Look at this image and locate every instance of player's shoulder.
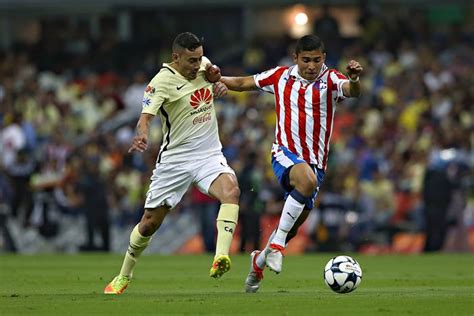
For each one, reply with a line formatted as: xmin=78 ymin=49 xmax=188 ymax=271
xmin=156 ymin=65 xmax=178 ymax=79
xmin=257 ymin=65 xmax=290 ymax=78
xmin=148 ymin=65 xmax=178 ymax=86
xmin=273 ymin=65 xmax=291 ymax=73
xmin=328 ymin=68 xmax=347 ymax=79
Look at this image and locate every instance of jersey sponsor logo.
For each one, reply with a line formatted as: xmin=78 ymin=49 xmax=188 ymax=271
xmin=145 ymin=85 xmax=155 ymax=95
xmin=142 ymin=97 xmax=151 ymax=107
xmin=192 ymin=112 xmax=211 ymax=125
xmin=189 ymin=104 xmax=212 ymax=116
xmin=190 ymin=88 xmax=212 ymax=109
xmin=176 ymin=83 xmax=186 ymax=90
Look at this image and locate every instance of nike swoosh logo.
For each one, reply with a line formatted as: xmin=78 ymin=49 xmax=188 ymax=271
xmin=176 ymin=84 xmax=186 ymax=90
xmin=286 ymin=212 xmax=296 ymax=220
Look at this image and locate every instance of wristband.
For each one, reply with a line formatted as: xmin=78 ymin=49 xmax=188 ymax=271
xmin=349 ymin=76 xmax=359 ymax=83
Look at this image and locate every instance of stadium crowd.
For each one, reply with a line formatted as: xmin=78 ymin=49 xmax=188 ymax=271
xmin=0 ymin=6 xmax=472 ymax=253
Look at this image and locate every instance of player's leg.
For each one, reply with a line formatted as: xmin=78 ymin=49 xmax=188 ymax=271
xmin=104 ymin=206 xmax=170 ymax=294
xmin=261 ymin=145 xmax=318 ymax=272
xmin=286 ymin=209 xmax=311 ymax=243
xmin=270 ymin=162 xmax=317 ymax=248
xmin=266 ymin=164 xmax=323 ymax=273
xmin=255 ymin=209 xmax=310 ymax=267
xmin=284 ymin=167 xmax=325 ymax=245
xmin=120 ymin=206 xmax=170 ymax=276
xmin=194 ymin=154 xmax=239 ymax=278
xmin=105 ymin=162 xmax=192 ymax=294
xmin=207 ymin=173 xmax=240 ymax=278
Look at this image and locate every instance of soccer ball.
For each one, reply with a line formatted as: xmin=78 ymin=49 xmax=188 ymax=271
xmin=323 ymin=255 xmax=362 ymax=293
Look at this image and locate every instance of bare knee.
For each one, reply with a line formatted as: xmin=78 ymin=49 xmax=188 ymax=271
xmin=295 ymin=174 xmax=317 ymax=197
xmin=221 ymin=185 xmax=240 ymax=204
xmin=290 ymin=164 xmax=318 ymax=197
xmin=139 ymin=208 xmax=169 ymax=236
xmin=139 ymin=216 xmax=159 ymax=236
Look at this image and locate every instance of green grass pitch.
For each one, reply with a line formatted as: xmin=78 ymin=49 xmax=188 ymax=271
xmin=1 ymin=253 xmax=473 ymax=315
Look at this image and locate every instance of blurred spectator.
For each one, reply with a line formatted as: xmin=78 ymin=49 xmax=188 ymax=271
xmin=191 ymin=187 xmax=219 ymax=253
xmin=313 ymin=4 xmax=342 ymax=67
xmin=0 ymin=113 xmax=26 ymax=167
xmin=123 ymin=71 xmax=148 ymax=115
xmin=238 ymin=151 xmax=265 ymax=252
xmin=77 ymin=153 xmax=111 ymax=252
xmin=5 ymin=149 xmax=35 ymax=225
xmin=308 ymin=175 xmax=355 ymax=252
xmin=422 ymin=150 xmax=461 ymax=252
xmin=29 ymin=158 xmax=63 ymax=238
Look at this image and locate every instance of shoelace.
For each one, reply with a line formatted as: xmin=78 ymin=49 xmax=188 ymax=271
xmin=269 ymin=243 xmax=285 ymax=256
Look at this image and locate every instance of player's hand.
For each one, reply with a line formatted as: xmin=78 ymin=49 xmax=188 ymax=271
xmin=128 ymin=135 xmax=148 ymax=153
xmin=205 ymin=64 xmax=221 ymax=83
xmin=213 ymin=81 xmax=228 ymax=98
xmin=346 ymin=60 xmax=363 ymax=80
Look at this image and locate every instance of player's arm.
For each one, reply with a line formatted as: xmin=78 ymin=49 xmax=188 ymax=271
xmin=342 ymin=60 xmax=363 ymax=97
xmin=128 ymin=113 xmax=154 ymax=153
xmin=220 ymin=76 xmax=258 ymax=92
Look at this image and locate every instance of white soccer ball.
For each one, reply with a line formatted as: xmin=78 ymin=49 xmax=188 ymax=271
xmin=323 ymin=255 xmax=362 ymax=293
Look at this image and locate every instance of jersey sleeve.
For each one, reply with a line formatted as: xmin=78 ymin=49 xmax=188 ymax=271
xmin=329 ymin=70 xmax=349 ymax=101
xmin=141 ymin=74 xmax=169 ymax=115
xmin=253 ymin=66 xmax=284 ymax=94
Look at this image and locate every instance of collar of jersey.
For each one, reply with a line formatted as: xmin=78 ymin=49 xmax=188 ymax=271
xmin=288 ymin=64 xmax=328 ymax=83
xmin=162 ymin=62 xmax=188 ymax=80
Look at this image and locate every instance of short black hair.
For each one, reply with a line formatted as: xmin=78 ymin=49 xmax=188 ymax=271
xmin=172 ymin=32 xmax=203 ymax=52
xmin=295 ymin=35 xmax=325 ymax=54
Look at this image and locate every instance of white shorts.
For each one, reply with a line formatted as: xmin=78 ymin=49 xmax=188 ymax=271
xmin=144 ymin=153 xmax=235 ymax=209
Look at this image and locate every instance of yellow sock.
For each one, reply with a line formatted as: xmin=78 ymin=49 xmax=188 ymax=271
xmin=119 ymin=224 xmax=152 ymax=278
xmin=215 ymin=204 xmax=239 ymax=257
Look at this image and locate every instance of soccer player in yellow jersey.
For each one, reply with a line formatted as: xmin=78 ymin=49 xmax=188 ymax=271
xmin=104 ymin=32 xmax=240 ymax=294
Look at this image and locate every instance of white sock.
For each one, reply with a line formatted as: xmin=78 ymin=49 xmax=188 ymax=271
xmin=271 ymin=195 xmax=305 ymax=247
xmin=119 ymin=224 xmax=152 ymax=278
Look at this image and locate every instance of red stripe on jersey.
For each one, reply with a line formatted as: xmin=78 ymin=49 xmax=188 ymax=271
xmin=297 ymin=85 xmax=310 ymax=162
xmin=322 ymin=77 xmax=334 ymax=169
xmin=258 ymin=66 xmax=288 ymax=88
xmin=332 ymin=69 xmax=347 ymax=80
xmin=283 ymin=78 xmax=296 ymax=153
xmin=272 ymin=68 xmax=288 ymax=146
xmin=312 ymin=83 xmax=321 ymax=166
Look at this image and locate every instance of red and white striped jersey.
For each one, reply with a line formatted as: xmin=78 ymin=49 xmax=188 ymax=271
xmin=254 ymin=64 xmax=348 ymax=170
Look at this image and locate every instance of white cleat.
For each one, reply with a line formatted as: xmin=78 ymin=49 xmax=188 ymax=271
xmin=266 ymin=243 xmax=285 ymax=274
xmin=245 ymin=250 xmax=264 ymax=293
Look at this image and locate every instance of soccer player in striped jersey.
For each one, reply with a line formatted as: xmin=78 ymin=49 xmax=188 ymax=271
xmin=220 ymin=35 xmax=363 ymax=293
xmin=104 ymin=32 xmax=240 ymax=294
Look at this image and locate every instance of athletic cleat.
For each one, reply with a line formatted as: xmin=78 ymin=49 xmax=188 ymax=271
xmin=209 ymin=255 xmax=231 ymax=279
xmin=245 ymin=250 xmax=264 ymax=293
xmin=104 ymin=275 xmax=130 ymax=294
xmin=266 ymin=243 xmax=285 ymax=274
